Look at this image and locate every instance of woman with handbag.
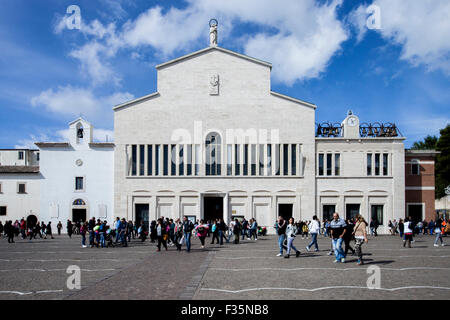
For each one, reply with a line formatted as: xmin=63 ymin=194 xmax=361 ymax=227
xmin=352 ymin=215 xmax=368 ymax=265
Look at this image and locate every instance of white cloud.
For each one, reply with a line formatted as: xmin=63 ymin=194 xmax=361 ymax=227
xmin=30 ymin=85 xmax=133 ymax=121
xmin=350 ymin=0 xmax=450 ymax=75
xmin=54 ymin=0 xmax=349 ymax=85
xmin=15 ymin=134 xmax=50 ymax=149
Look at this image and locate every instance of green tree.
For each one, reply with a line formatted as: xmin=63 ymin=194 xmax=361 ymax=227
xmin=411 ymin=135 xmax=438 ymax=150
xmin=436 ymin=125 xmax=450 ymax=199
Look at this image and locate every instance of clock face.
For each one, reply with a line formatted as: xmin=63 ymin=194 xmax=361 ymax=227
xmin=347 ymin=116 xmax=357 ymax=127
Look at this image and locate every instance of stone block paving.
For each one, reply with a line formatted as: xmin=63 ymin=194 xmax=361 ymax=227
xmin=194 ymin=234 xmax=450 ymax=300
xmin=0 ymin=235 xmax=210 ymax=300
xmin=1 ymin=233 xmax=449 ymax=300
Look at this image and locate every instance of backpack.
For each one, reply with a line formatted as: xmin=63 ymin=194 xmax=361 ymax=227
xmin=197 ymin=226 xmax=205 ymax=234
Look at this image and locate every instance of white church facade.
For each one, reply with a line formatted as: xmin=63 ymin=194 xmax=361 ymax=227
xmin=113 ymin=34 xmax=405 ymax=234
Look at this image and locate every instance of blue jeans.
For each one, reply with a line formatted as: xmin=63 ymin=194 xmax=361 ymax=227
xmin=89 ymin=231 xmax=94 ymax=246
xmin=278 ymin=234 xmax=286 ymax=255
xmin=332 ymin=238 xmax=345 ymax=261
xmin=435 ymin=232 xmax=443 ymax=245
xmin=286 ymin=237 xmax=298 ymax=255
xmin=100 ymin=233 xmax=106 ymax=247
xmin=307 ymin=233 xmax=319 ymax=251
xmin=184 ymin=232 xmax=192 ymax=252
xmin=219 ymin=230 xmax=224 ymax=245
xmin=81 ymin=234 xmax=86 ymax=246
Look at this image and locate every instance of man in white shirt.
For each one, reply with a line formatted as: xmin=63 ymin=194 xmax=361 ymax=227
xmin=306 ymin=215 xmax=320 ymax=252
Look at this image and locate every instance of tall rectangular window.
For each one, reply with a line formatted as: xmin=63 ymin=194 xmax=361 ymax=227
xmin=179 ymin=145 xmax=184 ymax=176
xmin=195 ymin=145 xmax=200 ymax=176
xmin=275 ymin=144 xmax=280 ymax=176
xmin=0 ymin=206 xmax=6 ymax=216
xmin=367 ymin=153 xmax=372 ymax=176
xmin=171 ymin=145 xmax=176 ymax=176
xmin=163 ymin=145 xmax=169 ymax=176
xmin=235 ymin=145 xmax=240 ymax=176
xmin=259 ymin=144 xmax=265 ymax=176
xmin=75 ymin=177 xmax=84 ymax=191
xmin=139 ymin=145 xmax=145 ymax=176
xmin=266 ymin=144 xmax=272 ymax=176
xmin=18 ymin=183 xmax=26 ymax=194
xmin=18 ymin=151 xmax=24 ymax=160
xmin=131 ymin=145 xmax=137 ymax=176
xmin=318 ymin=153 xmax=324 ymax=176
xmin=243 ymin=144 xmax=249 ymax=176
xmin=335 ymin=153 xmax=340 ymax=176
xmin=147 ymin=145 xmax=152 ymax=176
xmin=291 ymin=144 xmax=296 ymax=176
xmin=326 ymin=153 xmax=332 ymax=176
xmin=283 ymin=144 xmax=289 ymax=175
xmin=383 ymin=153 xmax=388 ymax=176
xmin=411 ymin=161 xmax=420 ymax=175
xmin=155 ymin=145 xmax=160 ymax=176
xmin=227 ymin=145 xmax=232 ymax=176
xmin=251 ymin=144 xmax=257 ymax=176
xmin=375 ymin=153 xmax=380 ymax=176
xmin=187 ymin=145 xmax=192 ymax=176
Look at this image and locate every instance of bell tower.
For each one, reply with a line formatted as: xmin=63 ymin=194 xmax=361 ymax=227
xmin=342 ymin=110 xmax=360 ymax=139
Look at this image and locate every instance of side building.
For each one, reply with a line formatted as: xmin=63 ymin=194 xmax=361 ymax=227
xmin=315 ymin=113 xmax=406 ymax=234
xmin=405 ymin=149 xmax=440 ymax=222
xmin=36 ymin=118 xmax=115 ymax=230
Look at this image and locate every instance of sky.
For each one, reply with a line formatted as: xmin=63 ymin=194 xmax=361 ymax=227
xmin=0 ymin=0 xmax=449 ymax=149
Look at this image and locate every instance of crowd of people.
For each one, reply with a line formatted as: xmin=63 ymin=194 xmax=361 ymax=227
xmin=1 ymin=214 xmax=448 ymax=263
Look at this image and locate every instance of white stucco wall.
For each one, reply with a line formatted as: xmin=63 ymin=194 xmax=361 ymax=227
xmin=0 ymin=173 xmax=41 ymax=224
xmin=114 ymin=48 xmax=316 ymax=233
xmin=38 ymin=119 xmax=114 ymax=232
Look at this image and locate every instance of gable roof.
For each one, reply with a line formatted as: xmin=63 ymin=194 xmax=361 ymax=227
xmin=155 ymin=46 xmax=272 ymax=70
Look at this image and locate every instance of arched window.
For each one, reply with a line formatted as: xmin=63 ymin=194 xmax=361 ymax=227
xmin=76 ymin=123 xmax=84 ymax=144
xmin=205 ymin=132 xmax=221 ymax=176
xmin=73 ymin=199 xmax=86 ymax=206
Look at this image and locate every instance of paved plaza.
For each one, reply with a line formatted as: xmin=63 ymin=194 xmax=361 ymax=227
xmin=0 ymin=233 xmax=449 ymax=300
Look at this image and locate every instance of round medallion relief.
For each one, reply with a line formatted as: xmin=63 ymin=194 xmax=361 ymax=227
xmin=75 ymin=159 xmax=83 ymax=167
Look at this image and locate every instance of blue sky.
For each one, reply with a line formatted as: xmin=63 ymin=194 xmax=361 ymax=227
xmin=0 ymin=0 xmax=449 ymax=149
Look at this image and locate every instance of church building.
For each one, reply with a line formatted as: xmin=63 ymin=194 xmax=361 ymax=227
xmin=113 ymin=22 xmax=405 ymax=234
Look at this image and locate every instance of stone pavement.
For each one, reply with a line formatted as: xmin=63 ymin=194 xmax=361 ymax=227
xmin=0 ymin=233 xmax=449 ymax=300
xmin=194 ymin=234 xmax=450 ymax=300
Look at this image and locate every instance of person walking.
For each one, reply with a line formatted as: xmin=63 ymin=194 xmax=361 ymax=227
xmin=80 ymin=221 xmax=87 ymax=248
xmin=67 ymin=220 xmax=73 ymax=238
xmin=434 ymin=218 xmax=445 ymax=247
xmin=276 ymin=216 xmax=287 ymax=257
xmin=330 ymin=213 xmax=347 ymax=263
xmin=45 ymin=221 xmax=54 ymax=239
xmin=57 ymin=221 xmax=62 ymax=235
xmin=284 ymin=218 xmax=301 ymax=258
xmin=195 ymin=220 xmax=209 ymax=249
xmin=403 ymin=217 xmax=414 ymax=248
xmin=344 ymin=219 xmax=356 ymax=256
xmin=0 ymin=221 xmax=3 ymax=239
xmin=182 ymin=216 xmax=194 ymax=252
xmin=218 ymin=219 xmax=227 ymax=245
xmin=399 ymin=219 xmax=404 ymax=238
xmin=306 ymin=215 xmax=320 ymax=252
xmin=156 ymin=218 xmax=168 ymax=252
xmin=249 ymin=218 xmax=258 ymax=241
xmin=352 ymin=215 xmax=368 ymax=265
xmin=114 ymin=217 xmax=121 ymax=243
xmin=210 ymin=220 xmax=220 ymax=244
xmin=5 ymin=221 xmax=15 ymax=243
xmin=174 ymin=219 xmax=183 ymax=251
xmin=233 ymin=219 xmax=242 ymax=244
